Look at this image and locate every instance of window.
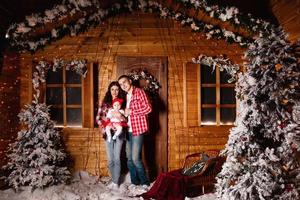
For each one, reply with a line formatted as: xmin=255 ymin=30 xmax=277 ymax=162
xmin=200 ymin=64 xmax=236 ymax=125
xmin=184 ymin=62 xmax=236 ymax=127
xmin=46 ymin=68 xmax=83 ymax=127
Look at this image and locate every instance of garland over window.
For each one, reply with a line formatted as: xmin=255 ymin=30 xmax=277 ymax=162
xmin=32 ymin=59 xmax=87 ymax=103
xmin=192 ymin=54 xmax=240 ymax=83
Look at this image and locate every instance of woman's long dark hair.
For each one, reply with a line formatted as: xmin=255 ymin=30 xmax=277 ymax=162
xmin=102 ymin=81 xmax=126 ymax=108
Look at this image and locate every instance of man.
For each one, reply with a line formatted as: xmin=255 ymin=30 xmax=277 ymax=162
xmin=118 ymin=75 xmax=152 ymax=187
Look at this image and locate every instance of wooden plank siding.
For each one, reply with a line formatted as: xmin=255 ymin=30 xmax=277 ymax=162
xmin=2 ymin=12 xmax=245 ymax=175
xmin=184 ymin=62 xmax=199 ymax=127
xmin=0 ymin=52 xmax=22 ymax=167
xmin=269 ymin=0 xmax=300 ymax=42
xmin=62 ymin=128 xmax=107 ymax=176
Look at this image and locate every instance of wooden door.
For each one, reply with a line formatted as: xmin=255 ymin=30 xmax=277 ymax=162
xmin=117 ymin=56 xmax=168 ymax=180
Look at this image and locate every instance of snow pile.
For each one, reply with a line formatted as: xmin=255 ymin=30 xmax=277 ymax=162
xmin=0 ymin=171 xmax=216 ymax=200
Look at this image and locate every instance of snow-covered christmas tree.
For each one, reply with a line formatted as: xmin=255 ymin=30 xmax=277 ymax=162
xmin=3 ymin=102 xmax=71 ymax=190
xmin=216 ymin=28 xmax=300 ymax=199
xmin=2 ymin=60 xmax=77 ymax=190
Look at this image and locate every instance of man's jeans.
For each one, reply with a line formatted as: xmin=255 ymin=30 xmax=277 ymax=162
xmin=105 ymin=136 xmax=124 ymax=184
xmin=126 ymin=132 xmax=149 ymax=185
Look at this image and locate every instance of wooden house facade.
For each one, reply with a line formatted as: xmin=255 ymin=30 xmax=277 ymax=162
xmin=0 ymin=0 xmax=299 ymax=180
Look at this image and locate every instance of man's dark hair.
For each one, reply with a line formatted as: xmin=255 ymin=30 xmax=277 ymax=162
xmin=118 ymin=74 xmax=132 ymax=81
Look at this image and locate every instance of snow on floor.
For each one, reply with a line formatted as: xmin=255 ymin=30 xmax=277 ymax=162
xmin=0 ymin=171 xmax=216 ymax=200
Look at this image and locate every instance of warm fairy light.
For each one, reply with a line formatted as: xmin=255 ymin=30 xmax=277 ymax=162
xmin=201 ymin=121 xmax=216 ymax=125
xmin=201 ymin=121 xmax=234 ymax=125
xmin=220 ymin=122 xmax=234 ymax=125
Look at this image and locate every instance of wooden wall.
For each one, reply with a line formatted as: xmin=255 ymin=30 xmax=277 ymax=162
xmin=4 ymin=12 xmax=246 ymax=175
xmin=269 ymin=0 xmax=300 ymax=42
xmin=0 ymin=52 xmax=21 ymax=167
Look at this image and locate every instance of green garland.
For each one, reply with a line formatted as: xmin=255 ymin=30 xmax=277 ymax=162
xmin=5 ymin=0 xmax=276 ymax=52
xmin=192 ymin=54 xmax=240 ymax=83
xmin=128 ymin=69 xmax=161 ymax=96
xmin=173 ymin=0 xmax=275 ymax=36
xmin=32 ymin=59 xmax=87 ymax=103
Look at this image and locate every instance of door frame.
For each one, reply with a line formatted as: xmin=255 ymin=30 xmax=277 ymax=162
xmin=116 ymin=55 xmax=168 ymax=174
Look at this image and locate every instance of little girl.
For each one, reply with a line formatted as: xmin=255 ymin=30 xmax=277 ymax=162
xmin=105 ymin=98 xmax=127 ymax=142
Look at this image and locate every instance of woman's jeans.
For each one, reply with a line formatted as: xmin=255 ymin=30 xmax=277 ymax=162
xmin=105 ymin=136 xmax=124 ymax=184
xmin=126 ymin=132 xmax=149 ymax=185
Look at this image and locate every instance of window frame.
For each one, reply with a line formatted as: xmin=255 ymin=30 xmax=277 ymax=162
xmin=45 ymin=67 xmax=84 ymax=127
xmin=199 ymin=64 xmax=236 ymax=126
xmin=32 ymin=61 xmax=97 ymax=129
xmin=183 ymin=62 xmax=237 ymax=127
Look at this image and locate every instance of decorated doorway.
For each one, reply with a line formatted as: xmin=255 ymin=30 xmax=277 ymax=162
xmin=117 ymin=56 xmax=168 ymax=180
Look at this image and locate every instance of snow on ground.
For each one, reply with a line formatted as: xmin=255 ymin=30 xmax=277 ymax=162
xmin=0 ymin=171 xmax=216 ymax=200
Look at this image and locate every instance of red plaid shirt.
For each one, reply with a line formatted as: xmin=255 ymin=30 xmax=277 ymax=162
xmin=129 ymin=87 xmax=152 ymax=136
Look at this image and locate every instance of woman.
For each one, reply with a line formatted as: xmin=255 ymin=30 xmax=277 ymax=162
xmin=96 ymin=81 xmax=126 ymax=189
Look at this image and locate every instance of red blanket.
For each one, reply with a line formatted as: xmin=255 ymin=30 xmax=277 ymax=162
xmin=139 ymin=169 xmax=188 ymax=200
